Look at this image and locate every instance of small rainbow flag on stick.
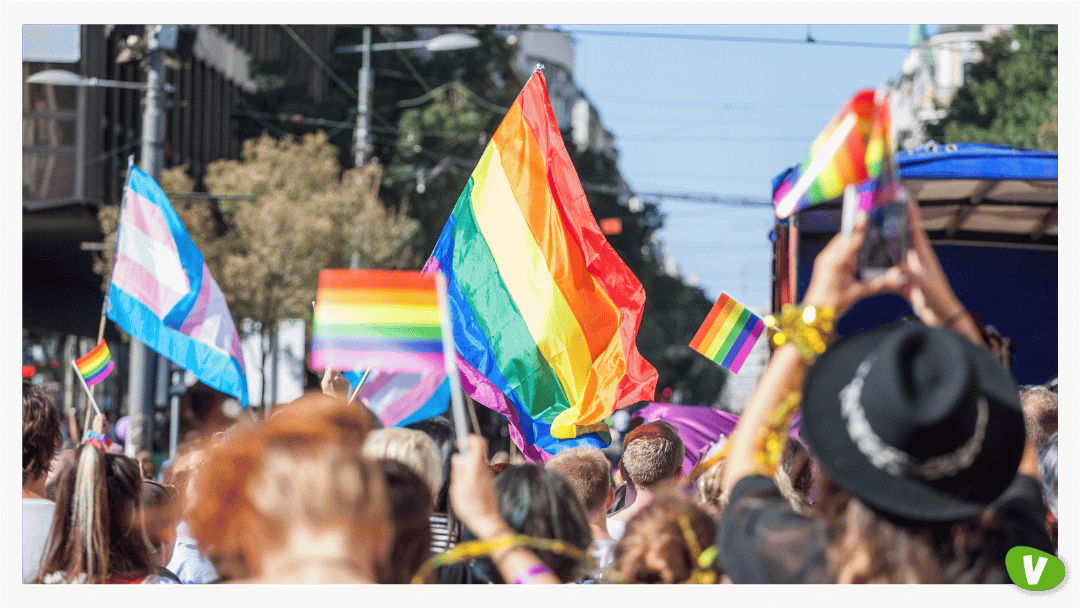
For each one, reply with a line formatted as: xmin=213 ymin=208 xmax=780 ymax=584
xmin=74 ymin=340 xmax=115 ymax=387
xmin=688 ymin=292 xmax=766 ymax=374
xmin=773 ymin=89 xmax=876 ymax=219
xmin=308 ymin=269 xmax=443 ymax=372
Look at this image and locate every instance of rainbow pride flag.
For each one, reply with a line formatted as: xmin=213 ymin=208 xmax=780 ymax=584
xmin=75 ymin=340 xmax=115 ymax=387
xmin=688 ymin=292 xmax=765 ymax=374
xmin=773 ymin=89 xmax=876 ymax=219
xmin=308 ymin=269 xmax=443 ymax=372
xmin=423 ymin=71 xmax=658 ymax=461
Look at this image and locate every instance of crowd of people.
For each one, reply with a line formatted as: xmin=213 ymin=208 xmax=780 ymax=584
xmin=22 ymin=200 xmax=1058 ymax=584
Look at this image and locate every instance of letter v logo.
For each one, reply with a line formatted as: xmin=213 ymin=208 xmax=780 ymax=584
xmin=1007 ymin=546 xmax=1066 ymax=591
xmin=1024 ymin=554 xmax=1048 ymax=586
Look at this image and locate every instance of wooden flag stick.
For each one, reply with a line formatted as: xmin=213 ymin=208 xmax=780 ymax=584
xmin=466 ymin=393 xmax=481 ymax=436
xmin=348 ymin=368 xmax=372 ymax=404
xmin=73 ymin=360 xmax=103 ymax=436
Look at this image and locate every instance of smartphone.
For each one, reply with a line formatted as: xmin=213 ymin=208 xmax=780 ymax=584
xmin=858 ymin=198 xmax=908 ymax=279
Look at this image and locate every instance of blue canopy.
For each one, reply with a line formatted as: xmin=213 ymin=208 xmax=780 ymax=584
xmin=774 ymin=142 xmax=1058 ymax=385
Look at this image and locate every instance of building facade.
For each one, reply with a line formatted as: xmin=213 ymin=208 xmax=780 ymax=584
xmin=890 ymin=24 xmax=1012 ymax=150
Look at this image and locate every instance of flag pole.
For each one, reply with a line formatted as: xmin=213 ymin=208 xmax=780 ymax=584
xmin=348 ymin=368 xmax=372 ymax=404
xmin=435 ymin=272 xmax=469 ymax=453
xmin=466 ymin=393 xmax=481 ymax=435
xmin=73 ymin=360 xmax=103 ymax=436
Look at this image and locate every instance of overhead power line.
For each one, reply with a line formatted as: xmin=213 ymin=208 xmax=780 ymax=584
xmin=551 ymin=27 xmax=912 ymax=49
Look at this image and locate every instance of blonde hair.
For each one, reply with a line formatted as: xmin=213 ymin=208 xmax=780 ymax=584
xmin=362 ymin=428 xmax=442 ymax=498
xmin=694 ymin=437 xmax=728 ymax=518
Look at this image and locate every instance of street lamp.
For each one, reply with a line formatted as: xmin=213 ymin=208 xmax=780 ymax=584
xmin=26 ymin=25 xmax=174 ymax=459
xmin=336 ymin=28 xmax=481 ymax=171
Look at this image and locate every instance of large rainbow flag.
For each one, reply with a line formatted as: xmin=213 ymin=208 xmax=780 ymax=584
xmin=773 ymin=90 xmax=898 ymax=221
xmin=308 ymin=269 xmax=443 ymax=372
xmin=423 ymin=71 xmax=658 ymax=461
xmin=688 ymin=292 xmax=765 ymax=374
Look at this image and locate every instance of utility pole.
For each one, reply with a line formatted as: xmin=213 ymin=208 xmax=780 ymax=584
xmin=126 ymin=24 xmax=166 ymax=458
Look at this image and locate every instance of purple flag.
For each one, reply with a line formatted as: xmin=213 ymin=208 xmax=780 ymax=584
xmin=632 ymin=402 xmax=802 ymax=475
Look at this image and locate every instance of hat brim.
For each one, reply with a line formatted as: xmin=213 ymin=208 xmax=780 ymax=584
xmin=799 ymin=322 xmax=1025 ymax=522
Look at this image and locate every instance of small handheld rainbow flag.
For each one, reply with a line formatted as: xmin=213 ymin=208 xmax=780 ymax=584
xmin=688 ymin=292 xmax=766 ymax=374
xmin=74 ymin=340 xmax=115 ymax=387
xmin=308 ymin=269 xmax=443 ymax=372
xmin=773 ymin=89 xmax=876 ymax=219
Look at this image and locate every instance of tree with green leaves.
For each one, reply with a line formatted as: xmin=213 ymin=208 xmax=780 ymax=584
xmin=928 ymin=25 xmax=1057 ymax=150
xmin=95 ymin=132 xmax=421 ymax=397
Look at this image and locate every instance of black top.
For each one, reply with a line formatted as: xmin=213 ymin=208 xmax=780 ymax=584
xmin=717 ymin=474 xmax=1052 ymax=584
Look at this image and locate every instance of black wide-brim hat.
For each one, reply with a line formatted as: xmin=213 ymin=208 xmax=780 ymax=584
xmin=800 ymin=320 xmax=1024 ymax=522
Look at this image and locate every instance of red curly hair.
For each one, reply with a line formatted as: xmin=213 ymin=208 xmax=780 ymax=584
xmin=187 ymin=393 xmax=386 ymax=580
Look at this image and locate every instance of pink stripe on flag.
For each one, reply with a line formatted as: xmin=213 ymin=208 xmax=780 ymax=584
xmin=728 ymin=319 xmax=765 ymax=374
xmin=84 ymin=361 xmax=115 ymax=387
xmin=310 ymin=350 xmax=443 ymax=373
xmin=125 ymin=189 xmax=180 ymax=256
xmin=112 ymin=252 xmax=184 ymax=318
xmin=378 ymin=372 xmax=445 ymax=426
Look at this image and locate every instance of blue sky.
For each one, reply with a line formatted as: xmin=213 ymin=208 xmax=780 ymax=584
xmin=561 ymin=24 xmax=916 ymax=310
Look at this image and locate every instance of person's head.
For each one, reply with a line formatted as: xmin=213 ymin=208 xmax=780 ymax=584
xmin=546 ymin=447 xmax=613 ymax=519
xmin=189 ymin=396 xmax=388 ymax=582
xmin=486 ymin=465 xmax=592 ymax=583
xmin=1020 ymin=385 xmax=1057 ymax=449
xmin=620 ymin=421 xmax=684 ymax=491
xmin=136 ymin=449 xmax=156 ymax=480
xmin=613 ymin=494 xmax=719 ymax=584
xmin=375 ymin=459 xmax=433 ymax=584
xmin=140 ymin=480 xmax=180 ymax=567
xmin=775 ymin=439 xmax=814 ymax=514
xmin=23 ymin=380 xmax=61 ymax=489
xmin=45 ymin=449 xmax=76 ymax=501
xmin=37 ymin=444 xmax=152 ymax=583
xmin=799 ymin=322 xmax=1026 ymax=582
xmin=362 ymin=427 xmax=442 ymax=503
xmin=405 ymin=416 xmax=455 ymax=513
xmin=694 ymin=437 xmax=728 ymax=518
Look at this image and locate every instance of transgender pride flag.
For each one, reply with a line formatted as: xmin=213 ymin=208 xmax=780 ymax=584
xmin=106 ymin=164 xmax=248 ymax=406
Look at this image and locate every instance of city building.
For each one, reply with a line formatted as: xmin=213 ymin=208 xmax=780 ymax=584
xmin=23 ymin=24 xmax=336 ymax=441
xmin=890 ymin=24 xmax=1012 ymax=150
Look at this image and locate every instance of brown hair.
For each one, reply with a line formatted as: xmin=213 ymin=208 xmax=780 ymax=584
xmin=1020 ymin=386 xmax=1057 ymax=448
xmin=613 ymin=493 xmax=718 ymax=584
xmin=545 ymin=446 xmax=611 ymax=514
xmin=375 ymin=459 xmax=433 ymax=584
xmin=140 ymin=480 xmax=179 ymax=551
xmin=621 ymin=421 xmax=684 ymax=489
xmin=815 ymin=476 xmax=997 ymax=583
xmin=37 ymin=446 xmax=153 ymax=583
xmin=488 ymin=465 xmax=592 ymax=583
xmin=188 ymin=394 xmax=386 ymax=581
xmin=23 ymin=380 xmax=61 ymax=486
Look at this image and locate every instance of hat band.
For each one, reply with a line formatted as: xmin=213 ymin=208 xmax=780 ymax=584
xmin=838 ymin=359 xmax=989 ymax=480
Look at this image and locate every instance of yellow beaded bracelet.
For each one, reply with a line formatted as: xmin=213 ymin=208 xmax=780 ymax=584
xmin=764 ymin=304 xmax=837 ymax=363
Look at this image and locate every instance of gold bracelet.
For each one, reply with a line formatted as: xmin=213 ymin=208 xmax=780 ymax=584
xmin=764 ymin=304 xmax=837 ymax=363
xmin=749 ymin=391 xmax=802 ymax=478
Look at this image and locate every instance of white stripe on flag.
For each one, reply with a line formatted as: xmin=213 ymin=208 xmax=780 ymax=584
xmin=115 ymin=217 xmax=191 ymax=311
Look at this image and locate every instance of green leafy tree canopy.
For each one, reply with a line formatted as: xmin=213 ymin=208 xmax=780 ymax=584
xmin=929 ymin=24 xmax=1057 ymax=150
